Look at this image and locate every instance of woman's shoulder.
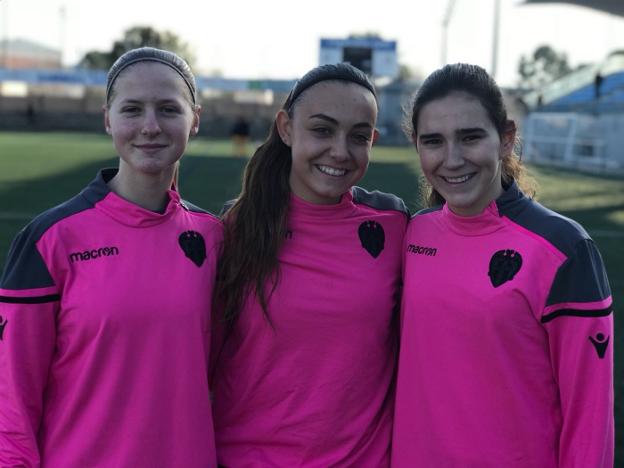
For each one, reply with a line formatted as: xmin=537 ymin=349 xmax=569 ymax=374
xmin=500 ymin=188 xmax=592 ymax=255
xmin=351 ymin=186 xmax=410 ymax=218
xmin=180 ymin=199 xmax=220 ymax=221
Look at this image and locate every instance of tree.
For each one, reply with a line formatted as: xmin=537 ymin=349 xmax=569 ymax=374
xmin=517 ymin=45 xmax=572 ymax=91
xmin=79 ymin=26 xmax=195 ymax=70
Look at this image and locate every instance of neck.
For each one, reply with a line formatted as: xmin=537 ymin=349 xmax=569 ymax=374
xmin=107 ymin=162 xmax=174 ymax=212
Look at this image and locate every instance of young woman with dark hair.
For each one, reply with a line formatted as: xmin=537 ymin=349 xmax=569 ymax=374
xmin=392 ymin=63 xmax=613 ymax=467
xmin=0 ymin=47 xmax=221 ymax=467
xmin=212 ymin=63 xmax=408 ymax=466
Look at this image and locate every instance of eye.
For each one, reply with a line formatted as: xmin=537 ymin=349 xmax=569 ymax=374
xmin=351 ymin=132 xmax=372 ymax=145
xmin=121 ymin=105 xmax=140 ymax=114
xmin=311 ymin=126 xmax=332 ymax=136
xmin=420 ymin=137 xmax=442 ymax=146
xmin=463 ymin=134 xmax=483 ymax=143
xmin=161 ymin=105 xmax=182 ymax=115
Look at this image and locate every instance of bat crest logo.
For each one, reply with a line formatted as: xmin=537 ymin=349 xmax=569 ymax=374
xmin=178 ymin=231 xmax=207 ymax=267
xmin=488 ymin=249 xmax=522 ymax=287
xmin=358 ymin=221 xmax=385 ymax=258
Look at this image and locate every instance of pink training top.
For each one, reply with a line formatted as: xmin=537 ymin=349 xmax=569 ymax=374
xmin=0 ymin=169 xmax=221 ymax=467
xmin=392 ymin=182 xmax=614 ymax=468
xmin=212 ymin=188 xmax=408 ymax=467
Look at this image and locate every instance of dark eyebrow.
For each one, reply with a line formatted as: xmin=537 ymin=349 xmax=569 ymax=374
xmin=418 ymin=132 xmax=441 ymax=140
xmin=309 ymin=113 xmax=337 ymax=124
xmin=120 ymin=98 xmax=181 ymax=105
xmin=309 ymin=113 xmax=374 ymax=130
xmin=419 ymin=128 xmax=486 ymax=140
xmin=457 ymin=127 xmax=486 ymax=135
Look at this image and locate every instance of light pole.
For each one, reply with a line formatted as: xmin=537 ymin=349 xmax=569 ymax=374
xmin=441 ymin=0 xmax=457 ymax=66
xmin=1 ymin=0 xmax=8 ymax=69
xmin=59 ymin=5 xmax=66 ymax=68
xmin=491 ymin=0 xmax=501 ymax=79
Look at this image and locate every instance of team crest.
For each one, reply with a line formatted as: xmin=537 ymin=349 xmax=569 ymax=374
xmin=178 ymin=231 xmax=207 ymax=267
xmin=488 ymin=249 xmax=522 ymax=287
xmin=358 ymin=221 xmax=385 ymax=258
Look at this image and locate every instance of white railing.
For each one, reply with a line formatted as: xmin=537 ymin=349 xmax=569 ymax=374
xmin=522 ymin=112 xmax=623 ymax=175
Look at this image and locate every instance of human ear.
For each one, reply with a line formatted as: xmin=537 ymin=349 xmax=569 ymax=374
xmin=372 ymin=128 xmax=380 ymax=146
xmin=500 ymin=120 xmax=517 ymax=158
xmin=190 ymin=104 xmax=201 ymax=136
xmin=275 ymin=110 xmax=292 ymax=147
xmin=103 ymin=106 xmax=112 ymax=135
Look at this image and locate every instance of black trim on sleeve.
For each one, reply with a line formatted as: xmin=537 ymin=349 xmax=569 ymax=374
xmin=0 ymin=294 xmax=61 ymax=304
xmin=541 ymin=306 xmax=613 ymax=324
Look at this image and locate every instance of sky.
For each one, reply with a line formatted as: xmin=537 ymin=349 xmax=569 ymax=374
xmin=1 ymin=0 xmax=623 ymax=87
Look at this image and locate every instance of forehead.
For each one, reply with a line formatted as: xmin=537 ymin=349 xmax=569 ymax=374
xmin=110 ymin=62 xmax=189 ymax=101
xmin=418 ymin=91 xmax=493 ymax=133
xmin=293 ymin=81 xmax=377 ymax=122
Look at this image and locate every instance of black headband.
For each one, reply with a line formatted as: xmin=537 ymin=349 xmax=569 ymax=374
xmin=286 ymin=62 xmax=376 ymax=111
xmin=106 ymin=47 xmax=197 ymax=104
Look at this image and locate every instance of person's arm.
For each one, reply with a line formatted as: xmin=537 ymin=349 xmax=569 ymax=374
xmin=541 ymin=238 xmax=613 ymax=468
xmin=0 ymin=229 xmax=59 ymax=467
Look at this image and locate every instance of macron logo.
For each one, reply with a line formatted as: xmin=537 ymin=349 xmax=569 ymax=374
xmin=69 ymin=246 xmax=120 ymax=263
xmin=407 ymin=244 xmax=437 ymax=256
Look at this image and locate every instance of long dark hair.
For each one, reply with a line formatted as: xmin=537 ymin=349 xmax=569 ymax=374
xmin=406 ymin=63 xmax=535 ymax=207
xmin=216 ymin=63 xmax=376 ymax=323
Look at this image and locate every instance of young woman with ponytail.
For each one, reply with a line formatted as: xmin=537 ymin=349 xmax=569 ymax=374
xmin=212 ymin=63 xmax=408 ymax=467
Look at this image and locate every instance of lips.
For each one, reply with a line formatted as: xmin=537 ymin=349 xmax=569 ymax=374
xmin=316 ymin=164 xmax=348 ymax=177
xmin=441 ymin=173 xmax=476 ymax=184
xmin=134 ymin=143 xmax=168 ymax=153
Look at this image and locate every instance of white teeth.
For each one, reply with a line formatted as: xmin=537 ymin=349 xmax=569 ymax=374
xmin=443 ymin=174 xmax=472 ymax=184
xmin=317 ymin=165 xmax=347 ymax=176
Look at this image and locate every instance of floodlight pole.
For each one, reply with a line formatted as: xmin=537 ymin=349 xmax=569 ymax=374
xmin=441 ymin=0 xmax=457 ymax=66
xmin=59 ymin=5 xmax=66 ymax=67
xmin=491 ymin=0 xmax=501 ymax=79
xmin=1 ymin=0 xmax=8 ymax=68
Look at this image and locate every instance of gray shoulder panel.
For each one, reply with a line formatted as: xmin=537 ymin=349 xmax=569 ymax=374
xmin=219 ymin=199 xmax=237 ymax=218
xmin=180 ymin=199 xmax=212 ymax=215
xmin=545 ymin=238 xmax=611 ymax=308
xmin=351 ymin=186 xmax=410 ymax=217
xmin=414 ymin=205 xmax=443 ymax=217
xmin=1 ymin=172 xmax=107 ymax=291
xmin=497 ymin=183 xmax=610 ymax=307
xmin=496 ymin=184 xmax=589 ymax=256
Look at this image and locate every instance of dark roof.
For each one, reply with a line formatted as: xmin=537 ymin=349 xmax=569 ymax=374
xmin=522 ymin=0 xmax=624 ymax=17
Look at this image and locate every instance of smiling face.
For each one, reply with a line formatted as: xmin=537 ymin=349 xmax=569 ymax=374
xmin=104 ymin=62 xmax=200 ymax=179
xmin=415 ymin=91 xmax=515 ymax=216
xmin=276 ymin=81 xmax=378 ymax=205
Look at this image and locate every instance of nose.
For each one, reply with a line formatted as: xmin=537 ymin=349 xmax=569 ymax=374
xmin=443 ymin=142 xmax=464 ymax=169
xmin=329 ymin=134 xmax=349 ymax=161
xmin=141 ymin=109 xmax=162 ymax=137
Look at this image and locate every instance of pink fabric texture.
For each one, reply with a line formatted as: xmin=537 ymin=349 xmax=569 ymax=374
xmin=0 ymin=170 xmax=221 ymax=467
xmin=212 ymin=190 xmax=407 ymax=467
xmin=392 ymin=183 xmax=614 ymax=467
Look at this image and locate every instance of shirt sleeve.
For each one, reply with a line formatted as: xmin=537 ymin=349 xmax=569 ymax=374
xmin=541 ymin=238 xmax=614 ymax=468
xmin=0 ymin=228 xmax=59 ymax=467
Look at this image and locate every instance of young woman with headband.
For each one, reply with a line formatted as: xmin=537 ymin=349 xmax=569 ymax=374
xmin=0 ymin=47 xmax=221 ymax=467
xmin=212 ymin=63 xmax=408 ymax=466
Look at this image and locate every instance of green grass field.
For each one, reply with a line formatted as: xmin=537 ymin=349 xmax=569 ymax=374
xmin=1 ymin=131 xmax=622 ymax=462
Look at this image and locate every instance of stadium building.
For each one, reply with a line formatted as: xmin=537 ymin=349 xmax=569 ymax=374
xmin=521 ymin=0 xmax=624 ymax=174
